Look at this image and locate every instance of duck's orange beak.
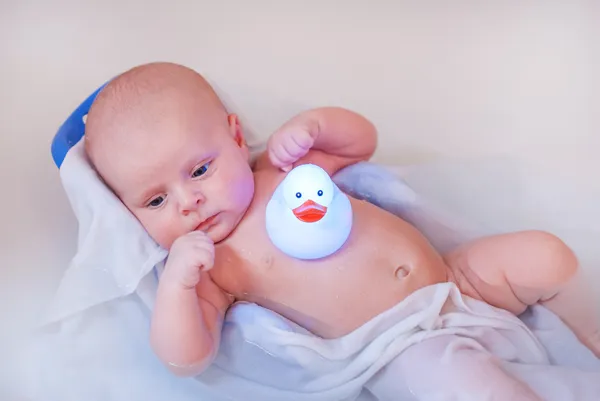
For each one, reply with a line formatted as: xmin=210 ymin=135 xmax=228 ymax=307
xmin=292 ymin=199 xmax=327 ymax=223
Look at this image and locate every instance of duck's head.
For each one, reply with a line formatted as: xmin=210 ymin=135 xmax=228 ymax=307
xmin=281 ymin=164 xmax=334 ymax=223
xmin=266 ymin=163 xmax=353 ymax=259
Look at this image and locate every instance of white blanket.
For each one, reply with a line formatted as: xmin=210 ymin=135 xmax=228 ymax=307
xmin=19 ymin=143 xmax=600 ymax=401
xmin=26 ymin=281 xmax=600 ymax=401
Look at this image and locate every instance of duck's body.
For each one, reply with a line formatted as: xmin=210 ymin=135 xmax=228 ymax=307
xmin=265 ymin=164 xmax=353 ymax=260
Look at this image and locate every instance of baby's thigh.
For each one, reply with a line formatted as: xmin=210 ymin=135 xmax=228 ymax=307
xmin=366 ymin=335 xmax=542 ymax=401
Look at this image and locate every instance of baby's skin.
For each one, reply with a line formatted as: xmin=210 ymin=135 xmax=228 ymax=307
xmin=84 ymin=63 xmax=599 ymax=386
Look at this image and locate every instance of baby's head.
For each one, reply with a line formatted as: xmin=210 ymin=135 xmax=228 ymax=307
xmin=85 ymin=62 xmax=255 ymax=249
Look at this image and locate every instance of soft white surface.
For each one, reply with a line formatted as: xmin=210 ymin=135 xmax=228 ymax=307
xmin=1 ymin=0 xmax=599 ymax=397
xmin=19 ymin=150 xmax=600 ymax=401
xmin=26 ymin=284 xmax=600 ymax=401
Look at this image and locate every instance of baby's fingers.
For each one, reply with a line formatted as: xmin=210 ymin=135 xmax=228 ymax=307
xmin=269 ymin=133 xmax=311 ymax=171
xmin=281 ymin=134 xmax=310 ymax=160
xmin=183 ymin=231 xmax=214 ymax=271
xmin=288 ymin=128 xmax=314 ymax=150
xmin=269 ymin=140 xmax=295 ymax=169
xmin=191 ymin=245 xmax=215 ymax=272
xmin=187 ymin=230 xmax=214 ymax=245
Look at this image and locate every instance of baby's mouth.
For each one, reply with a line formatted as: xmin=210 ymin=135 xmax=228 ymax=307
xmin=196 ymin=214 xmax=218 ymax=231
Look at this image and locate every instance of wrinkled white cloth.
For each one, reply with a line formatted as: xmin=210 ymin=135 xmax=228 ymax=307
xmin=27 ymin=280 xmax=600 ymax=401
xmin=197 ymin=282 xmax=600 ymax=401
xmin=20 ymin=142 xmax=600 ymax=401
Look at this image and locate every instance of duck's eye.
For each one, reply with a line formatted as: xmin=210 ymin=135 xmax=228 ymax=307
xmin=317 ymin=190 xmax=323 ymax=196
xmin=296 ymin=192 xmax=302 ymax=198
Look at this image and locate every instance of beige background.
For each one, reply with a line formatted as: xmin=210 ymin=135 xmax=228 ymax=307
xmin=0 ymin=0 xmax=598 ymax=395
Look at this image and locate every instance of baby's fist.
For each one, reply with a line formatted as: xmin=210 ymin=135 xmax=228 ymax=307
xmin=163 ymin=231 xmax=215 ymax=289
xmin=268 ymin=122 xmax=318 ymax=172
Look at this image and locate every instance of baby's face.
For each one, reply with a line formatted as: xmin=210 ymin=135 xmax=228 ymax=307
xmin=96 ymin=109 xmax=255 ymax=249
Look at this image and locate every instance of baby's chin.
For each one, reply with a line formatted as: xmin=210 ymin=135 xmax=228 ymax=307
xmin=206 ymin=224 xmax=229 ymax=244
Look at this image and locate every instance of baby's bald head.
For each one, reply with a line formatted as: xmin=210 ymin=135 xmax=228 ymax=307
xmin=84 ymin=62 xmax=231 ymax=191
xmin=81 ymin=62 xmax=253 ymax=247
xmin=85 ymin=62 xmax=226 ymax=168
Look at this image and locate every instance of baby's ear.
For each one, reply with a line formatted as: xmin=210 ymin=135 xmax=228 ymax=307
xmin=228 ymin=114 xmax=245 ymax=148
xmin=228 ymin=113 xmax=251 ymax=162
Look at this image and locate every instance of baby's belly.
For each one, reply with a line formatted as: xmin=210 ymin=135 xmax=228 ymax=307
xmin=213 ymin=198 xmax=449 ymax=339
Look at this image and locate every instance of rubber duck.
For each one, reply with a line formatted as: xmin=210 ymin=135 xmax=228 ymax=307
xmin=266 ymin=164 xmax=353 ymax=260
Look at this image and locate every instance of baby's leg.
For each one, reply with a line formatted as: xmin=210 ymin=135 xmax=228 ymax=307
xmin=445 ymin=230 xmax=600 ymax=357
xmin=538 ymin=268 xmax=600 ymax=356
xmin=366 ymin=335 xmax=542 ymax=401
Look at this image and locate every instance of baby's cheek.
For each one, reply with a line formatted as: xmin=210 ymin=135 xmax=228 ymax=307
xmin=138 ymin=212 xmax=178 ymax=249
xmin=220 ymin=165 xmax=254 ymax=208
xmin=231 ymin=172 xmax=254 ymax=208
xmin=155 ymin=230 xmax=177 ymax=250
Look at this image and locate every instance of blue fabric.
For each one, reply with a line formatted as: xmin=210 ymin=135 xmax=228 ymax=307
xmin=51 ymin=83 xmax=107 ymax=168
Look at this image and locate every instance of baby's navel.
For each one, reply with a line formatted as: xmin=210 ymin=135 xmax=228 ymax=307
xmin=394 ymin=264 xmax=411 ymax=279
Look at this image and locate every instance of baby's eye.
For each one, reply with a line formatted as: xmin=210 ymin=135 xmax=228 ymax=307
xmin=148 ymin=196 xmax=165 ymax=208
xmin=317 ymin=190 xmax=323 ymax=196
xmin=192 ymin=162 xmax=211 ymax=178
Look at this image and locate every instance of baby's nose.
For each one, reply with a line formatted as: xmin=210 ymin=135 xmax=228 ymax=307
xmin=178 ymin=188 xmax=204 ymax=215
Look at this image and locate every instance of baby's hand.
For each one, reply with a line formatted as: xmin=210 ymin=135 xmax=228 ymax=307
xmin=162 ymin=231 xmax=215 ymax=290
xmin=268 ymin=120 xmax=318 ymax=172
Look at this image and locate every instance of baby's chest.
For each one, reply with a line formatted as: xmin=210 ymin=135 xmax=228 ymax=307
xmin=211 ymin=202 xmax=305 ymax=297
xmin=211 ymin=198 xmax=398 ymax=301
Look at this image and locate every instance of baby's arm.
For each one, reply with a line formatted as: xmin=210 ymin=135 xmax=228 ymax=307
xmin=150 ymin=232 xmax=233 ymax=376
xmin=445 ymin=230 xmax=600 ymax=357
xmin=257 ymin=107 xmax=377 ymax=175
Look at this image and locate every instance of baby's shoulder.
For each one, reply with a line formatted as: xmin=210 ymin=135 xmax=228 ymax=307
xmin=251 ymin=168 xmax=285 ymax=207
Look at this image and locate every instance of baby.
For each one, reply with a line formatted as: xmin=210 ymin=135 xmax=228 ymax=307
xmin=84 ymin=62 xmax=599 ymax=396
